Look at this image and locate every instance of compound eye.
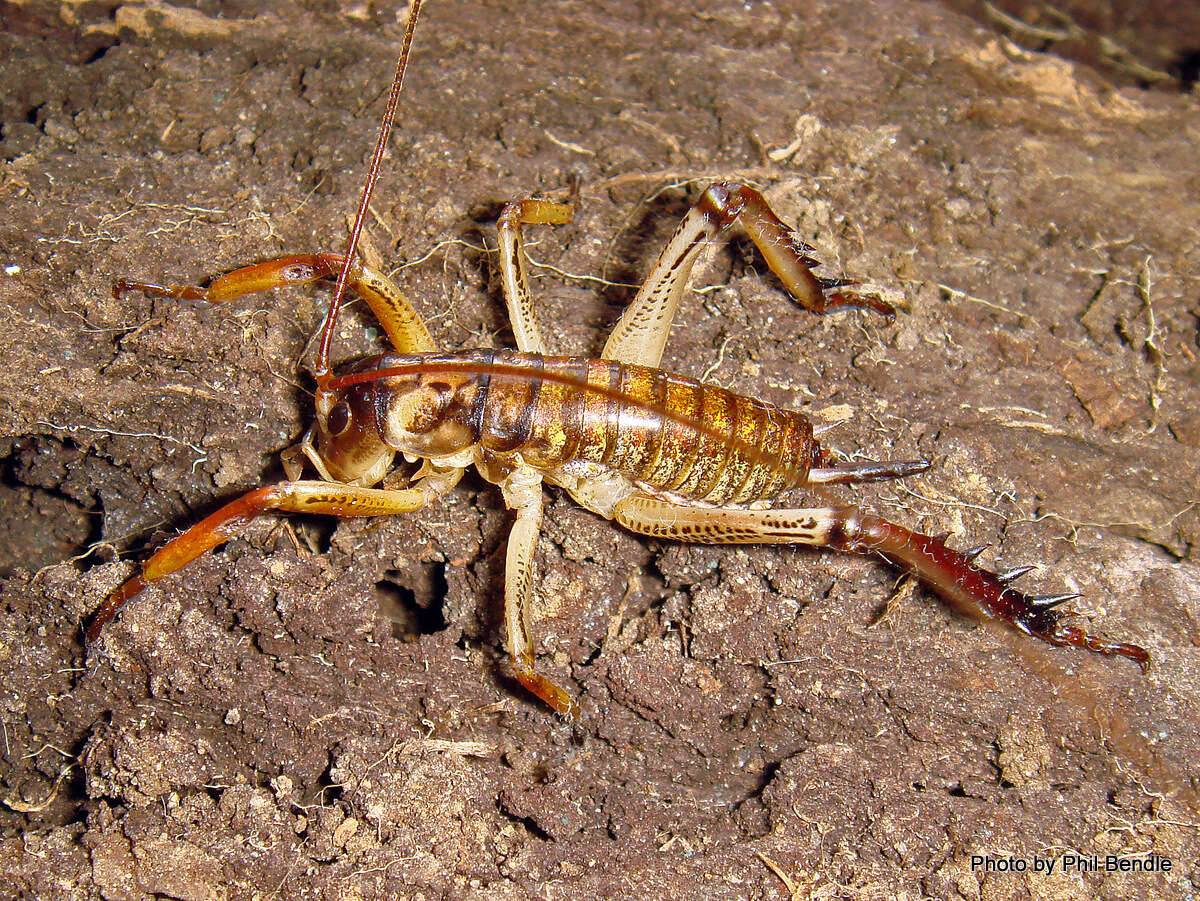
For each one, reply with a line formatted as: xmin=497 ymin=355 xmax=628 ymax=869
xmin=326 ymin=402 xmax=351 ymax=437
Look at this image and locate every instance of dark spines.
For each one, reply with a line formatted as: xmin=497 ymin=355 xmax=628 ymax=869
xmin=829 ymin=512 xmax=1149 ymax=668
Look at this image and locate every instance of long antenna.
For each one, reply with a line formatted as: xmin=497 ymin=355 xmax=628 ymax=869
xmin=315 ymin=0 xmax=425 ymax=387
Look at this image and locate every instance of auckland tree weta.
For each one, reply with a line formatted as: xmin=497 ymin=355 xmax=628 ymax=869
xmin=87 ymin=0 xmax=1148 ymax=720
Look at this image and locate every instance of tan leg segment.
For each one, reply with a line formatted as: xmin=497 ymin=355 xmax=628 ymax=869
xmin=611 ymin=492 xmax=840 ymax=545
xmin=601 ymin=204 xmax=711 ymax=368
xmin=115 ymin=253 xmax=437 ymax=354
xmin=499 ymin=467 xmax=579 ymax=718
xmin=496 ymin=198 xmax=575 ymax=355
xmin=602 ymin=181 xmax=894 ymax=369
xmin=87 ymin=470 xmax=462 ymax=642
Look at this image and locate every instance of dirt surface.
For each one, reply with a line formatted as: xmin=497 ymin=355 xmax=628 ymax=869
xmin=944 ymin=0 xmax=1200 ymax=90
xmin=2 ymin=0 xmax=1198 ymax=898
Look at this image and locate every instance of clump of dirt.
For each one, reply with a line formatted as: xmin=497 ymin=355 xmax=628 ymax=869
xmin=2 ymin=1 xmax=1197 ymax=898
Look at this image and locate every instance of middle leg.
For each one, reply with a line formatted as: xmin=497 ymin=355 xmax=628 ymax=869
xmin=498 ymin=463 xmax=581 ymax=719
xmin=496 ymin=197 xmax=576 ymax=355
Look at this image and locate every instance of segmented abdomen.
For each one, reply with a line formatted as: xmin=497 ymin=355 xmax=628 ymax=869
xmin=475 ymin=351 xmax=817 ymax=505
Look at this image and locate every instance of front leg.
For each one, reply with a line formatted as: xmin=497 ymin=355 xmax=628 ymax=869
xmin=88 ymin=471 xmax=463 ymax=642
xmin=499 ymin=465 xmax=580 ymax=719
xmin=115 ymin=253 xmax=438 ymax=355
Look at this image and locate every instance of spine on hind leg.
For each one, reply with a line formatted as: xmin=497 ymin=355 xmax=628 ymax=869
xmin=825 ymin=509 xmax=1149 ymax=666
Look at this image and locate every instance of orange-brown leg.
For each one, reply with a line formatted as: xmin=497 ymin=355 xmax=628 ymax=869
xmin=703 ymin=182 xmax=895 ymax=320
xmin=87 ymin=471 xmax=462 ymax=643
xmin=115 ymin=253 xmax=437 ymax=354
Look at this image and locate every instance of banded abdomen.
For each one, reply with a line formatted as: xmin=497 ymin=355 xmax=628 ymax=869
xmin=472 ymin=350 xmax=818 ymax=506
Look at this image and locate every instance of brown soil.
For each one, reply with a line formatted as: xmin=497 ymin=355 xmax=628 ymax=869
xmin=1 ymin=1 xmax=1197 ymax=899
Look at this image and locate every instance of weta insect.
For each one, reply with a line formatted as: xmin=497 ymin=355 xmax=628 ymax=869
xmin=88 ymin=1 xmax=1148 ymax=718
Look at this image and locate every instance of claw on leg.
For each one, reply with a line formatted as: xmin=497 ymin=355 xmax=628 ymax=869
xmin=513 ymin=655 xmax=581 ymax=721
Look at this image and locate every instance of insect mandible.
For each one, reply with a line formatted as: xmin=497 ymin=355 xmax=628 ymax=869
xmin=88 ymin=0 xmax=1149 ymax=719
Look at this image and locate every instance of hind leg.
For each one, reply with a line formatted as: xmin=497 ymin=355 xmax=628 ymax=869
xmin=606 ymin=491 xmax=1148 ymax=668
xmin=602 ymin=181 xmax=894 ymax=369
